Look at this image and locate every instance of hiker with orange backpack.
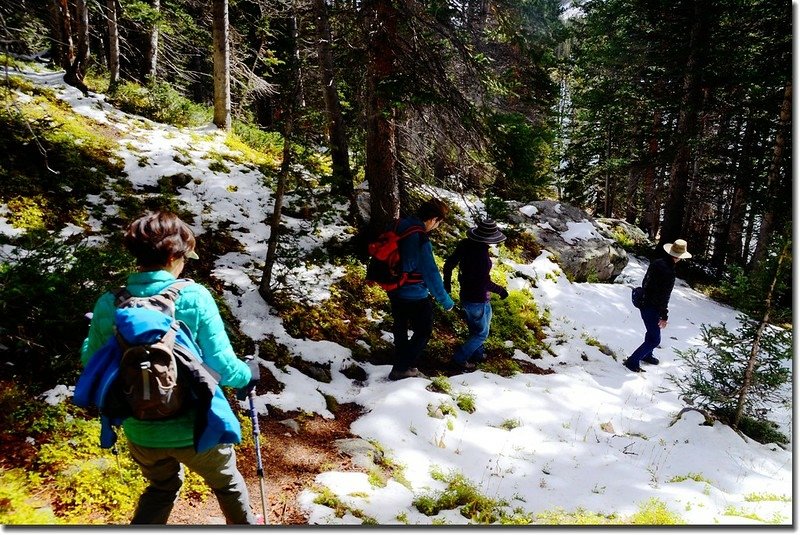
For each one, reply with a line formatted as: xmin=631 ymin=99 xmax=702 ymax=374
xmin=79 ymin=211 xmax=260 ymax=524
xmin=372 ymin=198 xmax=454 ymax=381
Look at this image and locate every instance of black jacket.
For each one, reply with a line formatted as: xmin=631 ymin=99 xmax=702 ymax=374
xmin=443 ymin=239 xmax=505 ymax=303
xmin=641 ymin=257 xmax=676 ymax=320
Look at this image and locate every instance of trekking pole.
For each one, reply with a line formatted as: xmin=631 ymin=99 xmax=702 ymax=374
xmin=248 ymin=389 xmax=269 ymax=525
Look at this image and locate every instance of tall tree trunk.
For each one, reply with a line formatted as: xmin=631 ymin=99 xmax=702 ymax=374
xmin=733 ymin=239 xmax=789 ymax=428
xmin=641 ymin=108 xmax=661 ymax=240
xmin=106 ymin=0 xmax=120 ymax=89
xmin=467 ymin=0 xmax=487 ymax=32
xmin=749 ymin=80 xmax=791 ymax=271
xmin=65 ymin=0 xmax=90 ymax=93
xmin=143 ymin=0 xmax=159 ymax=80
xmin=212 ymin=0 xmax=231 ymax=129
xmin=725 ymin=116 xmax=754 ymax=266
xmin=52 ymin=0 xmax=74 ymax=71
xmin=709 ymin=191 xmax=728 ymax=275
xmin=314 ymin=0 xmax=353 ymax=197
xmin=660 ymin=0 xmax=710 ymax=244
xmin=260 ymin=11 xmax=300 ymax=300
xmin=363 ymin=0 xmax=400 ymax=234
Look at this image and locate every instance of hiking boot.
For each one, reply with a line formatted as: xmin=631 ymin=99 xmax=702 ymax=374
xmin=642 ymin=355 xmax=660 ymax=365
xmin=453 ymin=360 xmax=477 ymax=372
xmin=623 ymin=359 xmax=645 ymax=373
xmin=388 ymin=367 xmax=426 ymax=381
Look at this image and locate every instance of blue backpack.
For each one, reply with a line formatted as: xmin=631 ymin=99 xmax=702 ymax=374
xmin=74 ymin=280 xmax=242 ymax=451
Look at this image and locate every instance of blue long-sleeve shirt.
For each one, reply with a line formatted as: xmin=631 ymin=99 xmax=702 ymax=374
xmin=389 ymin=217 xmax=454 ymax=309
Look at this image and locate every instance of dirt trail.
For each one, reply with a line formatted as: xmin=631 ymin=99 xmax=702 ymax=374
xmin=169 ymin=403 xmax=364 ymax=525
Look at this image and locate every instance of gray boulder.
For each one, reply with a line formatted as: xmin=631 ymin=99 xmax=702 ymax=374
xmin=595 ymin=217 xmax=653 ymax=250
xmin=509 ymin=200 xmax=628 ymax=282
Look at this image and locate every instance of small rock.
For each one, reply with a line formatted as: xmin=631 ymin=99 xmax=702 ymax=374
xmin=279 ymin=419 xmax=300 ymax=433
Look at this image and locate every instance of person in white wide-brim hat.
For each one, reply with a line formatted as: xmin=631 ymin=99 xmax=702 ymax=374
xmin=623 ymin=239 xmax=692 ymax=373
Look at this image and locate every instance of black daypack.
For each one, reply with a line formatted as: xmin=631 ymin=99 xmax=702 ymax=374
xmin=365 ymin=220 xmax=426 ymax=291
xmin=111 ymin=280 xmax=195 ymax=420
xmin=631 ymin=286 xmax=644 ymax=309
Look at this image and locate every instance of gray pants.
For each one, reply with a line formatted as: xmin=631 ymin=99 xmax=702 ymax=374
xmin=128 ymin=441 xmax=257 ymax=524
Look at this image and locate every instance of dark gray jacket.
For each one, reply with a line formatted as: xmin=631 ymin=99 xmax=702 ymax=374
xmin=641 ymin=257 xmax=676 ymax=320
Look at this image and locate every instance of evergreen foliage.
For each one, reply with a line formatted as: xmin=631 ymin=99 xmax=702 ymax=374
xmin=0 ymin=235 xmax=133 ymax=389
xmin=670 ymin=316 xmax=791 ymax=444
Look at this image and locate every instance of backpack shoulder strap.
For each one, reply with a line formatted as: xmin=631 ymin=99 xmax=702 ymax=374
xmin=159 ymin=278 xmax=195 ymax=302
xmin=398 ymin=225 xmax=425 ymax=239
xmin=112 ymin=278 xmax=194 ymax=310
xmin=113 ymin=287 xmax=132 ymax=307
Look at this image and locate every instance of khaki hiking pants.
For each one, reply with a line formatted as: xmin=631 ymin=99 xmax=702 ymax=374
xmin=127 ymin=441 xmax=256 ymax=524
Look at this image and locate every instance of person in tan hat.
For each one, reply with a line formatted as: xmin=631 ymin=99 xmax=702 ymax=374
xmin=443 ymin=218 xmax=509 ymax=371
xmin=623 ymin=239 xmax=692 ymax=373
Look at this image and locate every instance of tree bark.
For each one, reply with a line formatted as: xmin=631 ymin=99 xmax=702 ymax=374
xmin=641 ymin=108 xmax=661 ymax=240
xmin=363 ymin=0 xmax=400 ymax=234
xmin=659 ymin=0 xmax=710 ymax=244
xmin=106 ymin=0 xmax=120 ymax=89
xmin=314 ymin=0 xmax=353 ymax=197
xmin=725 ymin=116 xmax=754 ymax=266
xmin=748 ymin=80 xmax=791 ymax=271
xmin=142 ymin=0 xmax=160 ymax=80
xmin=52 ymin=0 xmax=74 ymax=71
xmin=65 ymin=0 xmax=90 ymax=93
xmin=212 ymin=0 xmax=231 ymax=129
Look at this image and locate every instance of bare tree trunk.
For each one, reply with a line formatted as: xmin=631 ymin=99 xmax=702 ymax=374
xmin=212 ymin=0 xmax=231 ymax=129
xmin=65 ymin=0 xmax=89 ymax=93
xmin=641 ymin=109 xmax=661 ymax=239
xmin=364 ymin=0 xmax=400 ymax=234
xmin=733 ymin=239 xmax=789 ymax=427
xmin=142 ymin=0 xmax=159 ymax=80
xmin=259 ymin=10 xmax=300 ymax=299
xmin=106 ymin=0 xmax=120 ymax=89
xmin=314 ymin=0 xmax=353 ymax=197
xmin=52 ymin=0 xmax=74 ymax=71
xmin=725 ymin=117 xmax=754 ymax=266
xmin=660 ymin=0 xmax=709 ymax=244
xmin=749 ymin=80 xmax=791 ymax=271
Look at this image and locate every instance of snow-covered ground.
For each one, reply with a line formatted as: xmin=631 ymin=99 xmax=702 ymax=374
xmin=8 ymin=70 xmax=792 ymax=525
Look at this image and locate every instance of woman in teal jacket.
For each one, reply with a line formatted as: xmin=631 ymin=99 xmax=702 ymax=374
xmin=81 ymin=211 xmax=258 ymax=524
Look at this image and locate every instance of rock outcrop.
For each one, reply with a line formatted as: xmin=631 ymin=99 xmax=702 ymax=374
xmin=509 ymin=200 xmax=628 ymax=282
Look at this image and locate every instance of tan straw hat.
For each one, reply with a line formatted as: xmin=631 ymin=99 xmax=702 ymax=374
xmin=663 ymin=239 xmax=691 ymax=259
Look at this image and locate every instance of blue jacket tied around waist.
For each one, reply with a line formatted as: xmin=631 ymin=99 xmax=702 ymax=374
xmin=74 ymin=307 xmax=241 ymax=452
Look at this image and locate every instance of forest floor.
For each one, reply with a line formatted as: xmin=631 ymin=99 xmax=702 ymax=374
xmin=169 ymin=402 xmax=365 ymax=525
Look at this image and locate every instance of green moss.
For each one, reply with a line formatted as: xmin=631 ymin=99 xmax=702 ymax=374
xmin=534 ymin=507 xmax=620 ymax=525
xmin=722 ymin=506 xmax=764 ymax=522
xmin=0 ymin=89 xmax=121 ymax=228
xmin=0 ymin=469 xmax=59 ymax=524
xmin=744 ymin=492 xmax=791 ymax=502
xmin=628 ymin=498 xmax=685 ymax=525
xmin=668 ymin=472 xmax=712 ymax=484
xmin=498 ymin=418 xmax=521 ymax=431
xmin=107 ymin=80 xmax=211 ymax=127
xmin=455 ymin=392 xmax=476 ymax=413
xmin=487 ymin=289 xmax=548 ymax=358
xmin=6 ymin=195 xmax=49 ymax=229
xmin=480 ymin=357 xmax=523 ymax=377
xmin=272 ymin=261 xmax=392 ymax=361
xmin=413 ymin=469 xmax=505 ymax=523
xmin=312 ymin=485 xmax=373 ymax=523
xmin=429 ymin=375 xmax=452 ymax=395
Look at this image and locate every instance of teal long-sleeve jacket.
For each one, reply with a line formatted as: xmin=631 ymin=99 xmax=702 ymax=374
xmin=81 ymin=270 xmax=251 ymax=448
